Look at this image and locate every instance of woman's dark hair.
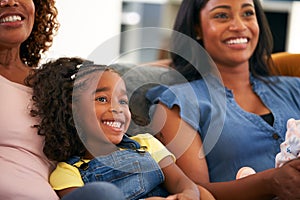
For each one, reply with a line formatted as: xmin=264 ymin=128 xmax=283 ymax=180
xmin=21 ymin=0 xmax=59 ymax=67
xmin=29 ymin=57 xmax=115 ymax=161
xmin=170 ymin=0 xmax=273 ymax=81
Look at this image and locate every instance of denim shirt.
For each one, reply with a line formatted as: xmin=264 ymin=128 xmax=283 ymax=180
xmin=147 ymin=75 xmax=300 ymax=182
xmin=67 ymin=135 xmax=168 ymax=200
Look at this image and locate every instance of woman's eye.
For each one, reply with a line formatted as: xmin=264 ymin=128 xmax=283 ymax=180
xmin=243 ymin=10 xmax=255 ymax=17
xmin=96 ymin=97 xmax=107 ymax=103
xmin=214 ymin=12 xmax=228 ymax=19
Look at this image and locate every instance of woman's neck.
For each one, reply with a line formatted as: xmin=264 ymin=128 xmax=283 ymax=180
xmin=217 ymin=63 xmax=251 ymax=91
xmin=216 ymin=62 xmax=270 ymax=115
xmin=0 ymin=49 xmax=30 ymax=85
xmin=0 ymin=62 xmax=30 ymax=85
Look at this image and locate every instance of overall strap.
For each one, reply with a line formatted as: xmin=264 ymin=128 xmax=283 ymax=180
xmin=65 ymin=156 xmax=81 ymax=165
xmin=117 ymin=134 xmax=141 ymax=150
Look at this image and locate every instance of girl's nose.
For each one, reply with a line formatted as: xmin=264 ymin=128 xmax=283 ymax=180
xmin=109 ymin=106 xmax=123 ymax=114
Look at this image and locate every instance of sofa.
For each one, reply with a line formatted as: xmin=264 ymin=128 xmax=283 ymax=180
xmin=112 ymin=52 xmax=300 ymax=136
xmin=271 ymin=52 xmax=300 ymax=76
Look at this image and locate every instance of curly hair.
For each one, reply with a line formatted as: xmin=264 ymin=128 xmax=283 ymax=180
xmin=29 ymin=57 xmax=115 ymax=161
xmin=21 ymin=0 xmax=59 ymax=67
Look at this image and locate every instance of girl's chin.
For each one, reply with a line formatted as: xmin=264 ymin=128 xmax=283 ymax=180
xmin=109 ymin=136 xmax=124 ymax=145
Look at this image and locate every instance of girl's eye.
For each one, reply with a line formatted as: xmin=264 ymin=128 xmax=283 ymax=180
xmin=96 ymin=96 xmax=107 ymax=103
xmin=119 ymin=99 xmax=128 ymax=105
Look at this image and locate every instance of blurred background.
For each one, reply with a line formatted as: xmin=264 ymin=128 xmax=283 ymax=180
xmin=45 ymin=0 xmax=300 ymax=64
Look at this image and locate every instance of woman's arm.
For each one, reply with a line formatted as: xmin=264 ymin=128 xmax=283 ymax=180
xmin=151 ymin=102 xmax=300 ymax=200
xmin=160 ymin=157 xmax=216 ymax=200
xmin=151 ymin=103 xmax=210 ymax=184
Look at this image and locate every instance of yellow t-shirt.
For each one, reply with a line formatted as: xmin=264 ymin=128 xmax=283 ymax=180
xmin=50 ymin=133 xmax=175 ymax=190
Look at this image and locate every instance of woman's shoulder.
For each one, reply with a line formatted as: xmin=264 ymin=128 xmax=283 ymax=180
xmin=266 ymin=75 xmax=300 ymax=87
xmin=256 ymin=75 xmax=300 ymax=95
xmin=266 ymin=75 xmax=300 ymax=81
xmin=147 ymin=79 xmax=206 ymax=99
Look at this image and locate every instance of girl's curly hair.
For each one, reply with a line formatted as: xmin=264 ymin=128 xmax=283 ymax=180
xmin=22 ymin=0 xmax=59 ymax=67
xmin=29 ymin=57 xmax=113 ymax=161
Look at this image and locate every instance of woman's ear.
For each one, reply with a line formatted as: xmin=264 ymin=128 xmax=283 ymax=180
xmin=195 ymin=25 xmax=202 ymax=40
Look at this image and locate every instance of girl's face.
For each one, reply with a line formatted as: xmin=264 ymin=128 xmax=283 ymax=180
xmin=93 ymin=70 xmax=131 ymax=145
xmin=0 ymin=0 xmax=35 ymax=48
xmin=76 ymin=70 xmax=131 ymax=147
xmin=198 ymin=0 xmax=259 ymax=68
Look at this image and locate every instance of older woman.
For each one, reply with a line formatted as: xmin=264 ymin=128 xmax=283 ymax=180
xmin=0 ymin=0 xmax=59 ymax=199
xmin=0 ymin=1 xmax=124 ymax=199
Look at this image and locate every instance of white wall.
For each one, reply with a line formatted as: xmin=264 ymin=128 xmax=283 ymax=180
xmin=286 ymin=1 xmax=300 ymax=53
xmin=42 ymin=0 xmax=122 ymax=63
xmin=167 ymin=0 xmax=300 ymax=53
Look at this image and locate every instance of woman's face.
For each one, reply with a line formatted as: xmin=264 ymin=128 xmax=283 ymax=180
xmin=198 ymin=0 xmax=259 ymax=68
xmin=0 ymin=0 xmax=35 ymax=48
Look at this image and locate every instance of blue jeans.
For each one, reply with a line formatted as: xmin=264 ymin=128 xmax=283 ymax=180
xmin=61 ymin=182 xmax=125 ymax=200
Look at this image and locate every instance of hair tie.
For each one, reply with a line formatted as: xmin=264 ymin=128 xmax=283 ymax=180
xmin=70 ymin=64 xmax=82 ymax=80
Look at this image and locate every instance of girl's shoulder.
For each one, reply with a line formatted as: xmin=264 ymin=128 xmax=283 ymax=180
xmin=130 ymin=133 xmax=166 ymax=153
xmin=130 ymin=133 xmax=157 ymax=145
xmin=130 ymin=133 xmax=176 ymax=163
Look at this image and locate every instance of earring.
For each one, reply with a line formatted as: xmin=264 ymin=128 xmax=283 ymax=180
xmin=196 ymin=35 xmax=201 ymax=40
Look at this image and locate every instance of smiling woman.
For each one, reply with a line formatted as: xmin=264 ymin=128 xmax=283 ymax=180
xmin=146 ymin=0 xmax=300 ymax=199
xmin=0 ymin=0 xmax=60 ymax=199
xmin=196 ymin=0 xmax=259 ymax=66
xmin=0 ymin=15 xmax=21 ymax=22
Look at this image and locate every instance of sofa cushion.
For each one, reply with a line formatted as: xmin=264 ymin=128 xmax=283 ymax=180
xmin=111 ymin=63 xmax=181 ymax=135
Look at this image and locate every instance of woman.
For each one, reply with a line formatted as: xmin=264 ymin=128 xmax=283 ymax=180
xmin=0 ymin=1 xmax=124 ymax=199
xmin=146 ymin=0 xmax=300 ymax=199
xmin=0 ymin=0 xmax=59 ymax=199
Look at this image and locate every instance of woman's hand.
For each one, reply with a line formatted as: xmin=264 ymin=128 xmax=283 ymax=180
xmin=270 ymin=158 xmax=300 ymax=199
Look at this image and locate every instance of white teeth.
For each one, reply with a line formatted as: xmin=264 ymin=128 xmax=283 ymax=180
xmin=0 ymin=15 xmax=22 ymax=23
xmin=103 ymin=121 xmax=122 ymax=128
xmin=226 ymin=38 xmax=248 ymax=45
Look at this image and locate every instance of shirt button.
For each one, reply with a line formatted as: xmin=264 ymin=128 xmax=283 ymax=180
xmin=272 ymin=133 xmax=280 ymax=140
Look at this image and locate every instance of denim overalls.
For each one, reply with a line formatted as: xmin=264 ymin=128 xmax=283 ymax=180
xmin=67 ymin=135 xmax=169 ymax=200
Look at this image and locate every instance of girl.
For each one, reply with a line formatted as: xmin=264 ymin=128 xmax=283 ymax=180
xmin=29 ymin=57 xmax=203 ymax=200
